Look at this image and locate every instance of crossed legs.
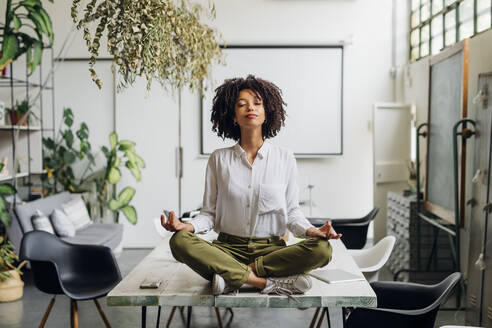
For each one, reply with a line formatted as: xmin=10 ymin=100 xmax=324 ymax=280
xmin=169 ymin=230 xmax=332 ymax=289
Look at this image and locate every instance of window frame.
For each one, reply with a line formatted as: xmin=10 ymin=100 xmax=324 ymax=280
xmin=409 ymin=0 xmax=492 ymax=61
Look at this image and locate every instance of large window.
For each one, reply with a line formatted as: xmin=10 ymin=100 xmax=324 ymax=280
xmin=410 ymin=0 xmax=492 ymax=61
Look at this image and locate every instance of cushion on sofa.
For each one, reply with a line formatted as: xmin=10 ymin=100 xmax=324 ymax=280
xmin=50 ymin=209 xmax=76 ymax=237
xmin=31 ymin=210 xmax=55 ymax=234
xmin=60 ymin=223 xmax=123 ymax=250
xmin=61 ymin=195 xmax=91 ymax=231
xmin=15 ymin=192 xmax=73 ymax=233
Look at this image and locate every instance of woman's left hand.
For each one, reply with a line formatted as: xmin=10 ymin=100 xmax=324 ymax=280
xmin=306 ymin=220 xmax=342 ymax=240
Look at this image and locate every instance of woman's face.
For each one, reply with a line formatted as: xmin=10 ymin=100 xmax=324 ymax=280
xmin=234 ymin=89 xmax=266 ymax=130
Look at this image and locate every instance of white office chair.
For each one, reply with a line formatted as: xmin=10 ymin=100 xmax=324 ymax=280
xmin=348 ymin=235 xmax=396 ymax=282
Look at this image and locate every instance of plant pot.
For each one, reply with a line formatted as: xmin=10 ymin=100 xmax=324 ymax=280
xmin=0 ymin=270 xmax=24 ymax=302
xmin=9 ymin=112 xmax=27 ymax=126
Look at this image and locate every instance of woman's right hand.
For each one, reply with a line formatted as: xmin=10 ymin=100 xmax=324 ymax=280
xmin=161 ymin=211 xmax=194 ymax=232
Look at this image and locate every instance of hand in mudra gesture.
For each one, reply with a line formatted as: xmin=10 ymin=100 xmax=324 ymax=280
xmin=161 ymin=211 xmax=195 ymax=233
xmin=306 ymin=220 xmax=342 ymax=240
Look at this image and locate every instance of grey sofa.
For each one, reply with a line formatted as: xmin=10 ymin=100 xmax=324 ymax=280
xmin=9 ymin=192 xmax=123 ymax=255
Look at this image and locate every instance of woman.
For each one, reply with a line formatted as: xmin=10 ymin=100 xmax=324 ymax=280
xmin=161 ymin=75 xmax=341 ymax=296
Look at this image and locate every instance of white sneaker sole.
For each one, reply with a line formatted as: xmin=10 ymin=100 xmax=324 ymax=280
xmin=212 ymin=274 xmax=221 ymax=295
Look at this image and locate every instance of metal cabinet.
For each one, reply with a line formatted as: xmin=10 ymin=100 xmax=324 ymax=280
xmin=466 ymin=72 xmax=492 ymax=327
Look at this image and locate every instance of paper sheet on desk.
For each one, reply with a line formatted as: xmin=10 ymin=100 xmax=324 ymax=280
xmin=308 ymin=269 xmax=365 ymax=284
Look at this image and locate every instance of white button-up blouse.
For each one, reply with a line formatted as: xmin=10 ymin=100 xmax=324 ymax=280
xmin=190 ymin=140 xmax=314 ymax=238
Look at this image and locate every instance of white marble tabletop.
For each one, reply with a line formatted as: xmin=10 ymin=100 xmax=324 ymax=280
xmin=107 ymin=231 xmax=377 ymax=309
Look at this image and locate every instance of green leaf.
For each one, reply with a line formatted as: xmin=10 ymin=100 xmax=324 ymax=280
xmin=26 ymin=12 xmax=45 ymax=41
xmin=0 ymin=184 xmax=16 ymax=195
xmin=108 ymin=167 xmax=121 ymax=184
xmin=36 ymin=6 xmax=54 ymax=44
xmin=0 ymin=163 xmax=4 ymax=172
xmin=121 ymin=205 xmax=137 ymax=225
xmin=76 ymin=123 xmax=89 ymax=140
xmin=135 ymin=154 xmax=146 ymax=168
xmin=13 ymin=14 xmax=21 ymax=30
xmin=26 ymin=44 xmax=33 ymax=72
xmin=108 ymin=198 xmax=121 ymax=211
xmin=63 ymin=130 xmax=74 ymax=148
xmin=63 ymin=151 xmax=76 ymax=165
xmin=0 ymin=35 xmax=19 ymax=69
xmin=101 ymin=146 xmax=110 ymax=158
xmin=125 ymin=161 xmax=141 ymax=181
xmin=63 ymin=108 xmax=74 ymax=127
xmin=117 ymin=186 xmax=135 ymax=206
xmin=26 ymin=9 xmax=49 ymax=36
xmin=109 ymin=132 xmax=118 ymax=149
xmin=42 ymin=137 xmax=55 ymax=150
xmin=0 ymin=210 xmax=11 ymax=228
xmin=125 ymin=150 xmax=136 ymax=163
xmin=29 ymin=41 xmax=42 ymax=73
xmin=118 ymin=140 xmax=136 ymax=151
xmin=20 ymin=0 xmax=43 ymax=7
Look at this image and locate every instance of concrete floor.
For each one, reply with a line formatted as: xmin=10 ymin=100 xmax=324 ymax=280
xmin=0 ymin=249 xmax=466 ymax=328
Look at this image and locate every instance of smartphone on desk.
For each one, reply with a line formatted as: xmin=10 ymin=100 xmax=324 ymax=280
xmin=139 ymin=278 xmax=162 ymax=289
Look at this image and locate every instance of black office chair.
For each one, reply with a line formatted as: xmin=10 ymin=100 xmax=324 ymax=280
xmin=20 ymin=231 xmax=122 ymax=328
xmin=308 ymin=207 xmax=379 ymax=249
xmin=345 ymin=272 xmax=461 ymax=328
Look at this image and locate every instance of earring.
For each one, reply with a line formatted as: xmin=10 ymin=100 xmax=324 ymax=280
xmin=234 ymin=121 xmax=238 ymax=126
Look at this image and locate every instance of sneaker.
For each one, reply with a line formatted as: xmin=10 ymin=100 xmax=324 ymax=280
xmin=212 ymin=274 xmax=238 ymax=296
xmin=261 ymin=274 xmax=312 ymax=296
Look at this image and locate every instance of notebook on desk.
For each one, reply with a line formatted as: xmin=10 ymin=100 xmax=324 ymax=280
xmin=308 ymin=269 xmax=365 ymax=284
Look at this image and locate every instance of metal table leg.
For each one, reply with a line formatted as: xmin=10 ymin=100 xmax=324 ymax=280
xmin=186 ymin=306 xmax=192 ymax=328
xmin=141 ymin=306 xmax=147 ymax=328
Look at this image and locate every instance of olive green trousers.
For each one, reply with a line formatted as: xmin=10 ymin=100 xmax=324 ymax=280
xmin=169 ymin=230 xmax=333 ymax=289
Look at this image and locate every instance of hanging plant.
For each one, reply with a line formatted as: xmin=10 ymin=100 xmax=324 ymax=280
xmin=71 ymin=0 xmax=223 ymax=91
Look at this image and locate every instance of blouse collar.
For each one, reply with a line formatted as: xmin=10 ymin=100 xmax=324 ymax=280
xmin=233 ymin=140 xmax=270 ymax=159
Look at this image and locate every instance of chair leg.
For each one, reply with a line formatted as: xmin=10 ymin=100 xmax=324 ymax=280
xmin=71 ymin=299 xmax=79 ymax=328
xmin=93 ymin=299 xmax=111 ymax=328
xmin=166 ymin=306 xmax=177 ymax=328
xmin=316 ymin=308 xmax=327 ymax=328
xmin=227 ymin=308 xmax=234 ymax=320
xmin=38 ymin=296 xmax=56 ymax=328
xmin=325 ymin=307 xmax=331 ymax=328
xmin=214 ymin=307 xmax=223 ymax=328
xmin=186 ymin=306 xmax=192 ymax=328
xmin=156 ymin=306 xmax=161 ymax=328
xmin=309 ymin=307 xmax=321 ymax=328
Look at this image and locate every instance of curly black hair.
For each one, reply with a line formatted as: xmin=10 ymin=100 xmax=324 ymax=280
xmin=210 ymin=75 xmax=287 ymax=141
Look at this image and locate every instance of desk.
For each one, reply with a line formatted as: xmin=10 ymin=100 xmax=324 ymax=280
xmin=107 ymin=232 xmax=377 ymax=327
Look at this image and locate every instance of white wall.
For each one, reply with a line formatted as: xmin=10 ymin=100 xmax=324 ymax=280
xmin=182 ymin=0 xmax=394 ymax=226
xmin=43 ymin=0 xmax=395 ymax=247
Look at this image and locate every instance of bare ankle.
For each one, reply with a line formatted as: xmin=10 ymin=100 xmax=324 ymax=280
xmin=246 ymin=271 xmax=267 ymax=290
xmin=248 ymin=262 xmax=257 ymax=275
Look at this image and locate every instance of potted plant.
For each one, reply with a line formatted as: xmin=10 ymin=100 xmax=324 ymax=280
xmin=0 ymin=167 xmax=24 ymax=302
xmin=42 ymin=108 xmax=95 ymax=194
xmin=6 ymin=99 xmax=39 ymax=126
xmin=70 ymin=0 xmax=222 ymax=90
xmin=0 ymin=236 xmax=26 ymax=302
xmin=0 ymin=0 xmax=54 ymax=74
xmin=86 ymin=132 xmax=145 ymax=224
